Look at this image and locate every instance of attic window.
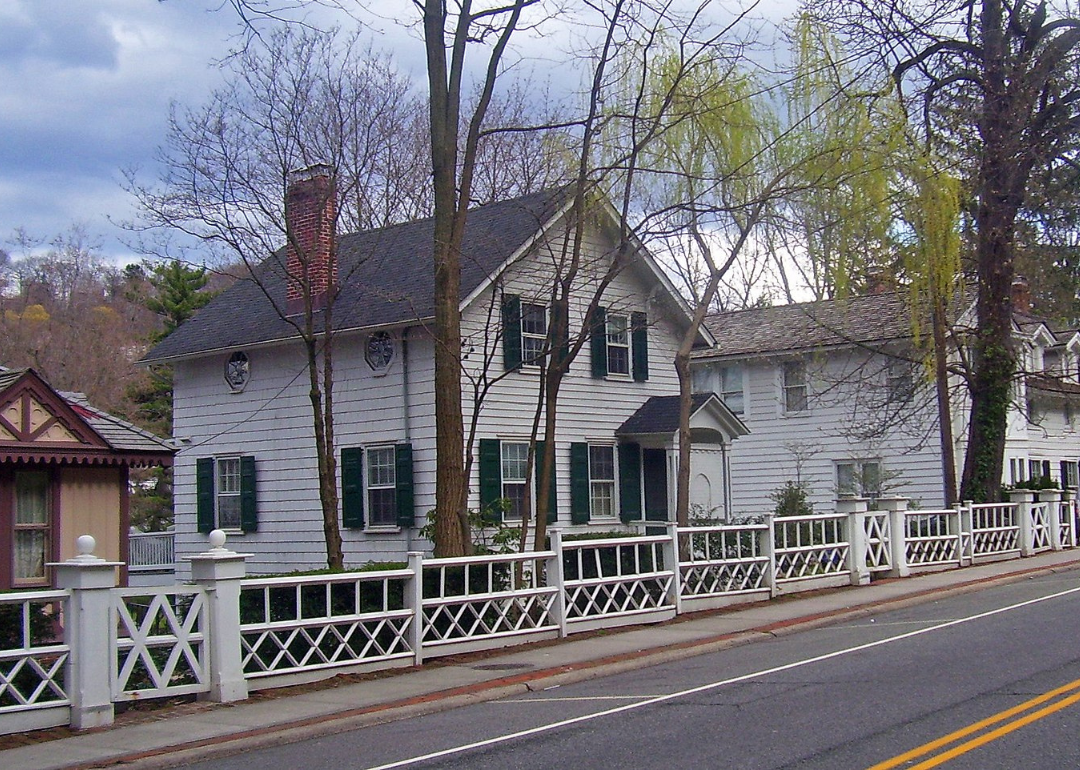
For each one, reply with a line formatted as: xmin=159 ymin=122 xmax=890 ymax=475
xmin=225 ymin=352 xmax=250 ymax=393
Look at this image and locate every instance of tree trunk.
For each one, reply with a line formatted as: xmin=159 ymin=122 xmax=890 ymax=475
xmin=932 ymin=294 xmax=958 ymax=506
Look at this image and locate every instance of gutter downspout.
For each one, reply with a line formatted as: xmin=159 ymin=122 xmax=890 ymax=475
xmin=402 ymin=327 xmax=412 ymax=551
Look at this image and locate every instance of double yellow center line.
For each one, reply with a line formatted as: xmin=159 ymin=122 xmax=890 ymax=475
xmin=868 ymin=677 xmax=1080 ymax=769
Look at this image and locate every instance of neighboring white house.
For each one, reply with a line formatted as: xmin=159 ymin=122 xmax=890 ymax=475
xmin=143 ymin=170 xmax=747 ymax=575
xmin=692 ymin=284 xmax=1080 ymax=517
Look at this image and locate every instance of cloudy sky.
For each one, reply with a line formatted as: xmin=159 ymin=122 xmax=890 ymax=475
xmin=0 ymin=1 xmax=422 ymax=263
xmin=0 ymin=1 xmax=790 ymax=266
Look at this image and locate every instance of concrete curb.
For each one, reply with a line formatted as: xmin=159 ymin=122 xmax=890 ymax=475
xmin=68 ymin=556 xmax=1080 ymax=770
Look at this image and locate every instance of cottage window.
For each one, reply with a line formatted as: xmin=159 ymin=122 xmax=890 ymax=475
xmin=692 ymin=364 xmax=744 ymax=414
xmin=367 ymin=447 xmax=397 ymax=527
xmin=14 ymin=471 xmax=50 ymax=585
xmin=197 ymin=456 xmax=257 ymax=533
xmin=887 ymin=360 xmax=915 ymax=403
xmin=478 ymin=439 xmax=556 ymax=523
xmin=782 ymin=361 xmax=808 ymax=413
xmin=1061 ymin=460 xmax=1079 ymax=489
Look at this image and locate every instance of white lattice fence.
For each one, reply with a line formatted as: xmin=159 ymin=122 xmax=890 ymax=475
xmin=1030 ymin=502 xmax=1052 ymax=552
xmin=112 ymin=587 xmax=209 ymax=701
xmin=421 ymin=552 xmax=558 ymax=655
xmin=773 ymin=514 xmax=849 ymax=583
xmin=0 ymin=590 xmax=68 ymax=732
xmin=561 ymin=535 xmax=675 ymax=632
xmin=239 ymin=569 xmax=415 ymax=684
xmin=970 ymin=503 xmax=1020 ymax=558
xmin=677 ymin=524 xmax=770 ymax=608
xmin=1060 ymin=502 xmax=1075 ymax=548
xmin=904 ymin=510 xmax=961 ymax=567
xmin=863 ymin=512 xmax=892 ymax=573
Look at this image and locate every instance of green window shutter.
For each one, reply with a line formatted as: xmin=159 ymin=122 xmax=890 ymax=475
xmin=239 ymin=455 xmax=258 ymax=532
xmin=591 ymin=306 xmax=608 ymax=378
xmin=479 ymin=438 xmax=502 ymax=520
xmin=618 ymin=443 xmax=642 ymax=523
xmin=341 ymin=447 xmax=364 ymax=529
xmin=502 ymin=294 xmax=522 ymax=371
xmin=535 ymin=440 xmax=558 ymax=524
xmin=196 ymin=457 xmax=215 ymax=534
xmin=550 ymin=300 xmax=569 ymax=371
xmin=631 ymin=311 xmax=649 ymax=382
xmin=570 ymin=442 xmax=591 ymax=524
xmin=395 ymin=443 xmax=415 ymax=527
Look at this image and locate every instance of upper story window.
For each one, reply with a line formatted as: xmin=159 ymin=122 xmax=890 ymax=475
xmin=13 ymin=471 xmax=51 ymax=586
xmin=691 ymin=363 xmax=744 ymax=414
xmin=782 ymin=360 xmax=808 ymax=413
xmin=520 ymin=303 xmax=548 ymax=366
xmin=606 ymin=314 xmax=630 ymax=375
xmin=591 ymin=306 xmax=648 ymax=381
xmin=887 ymin=359 xmax=915 ymax=403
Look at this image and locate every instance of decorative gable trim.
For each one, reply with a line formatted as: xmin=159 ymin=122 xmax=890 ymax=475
xmin=0 ymin=371 xmax=106 ymax=449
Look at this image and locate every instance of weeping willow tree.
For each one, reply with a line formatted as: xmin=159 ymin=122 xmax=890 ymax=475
xmin=774 ymin=17 xmax=903 ymax=300
xmin=903 ymin=159 xmax=964 ymax=505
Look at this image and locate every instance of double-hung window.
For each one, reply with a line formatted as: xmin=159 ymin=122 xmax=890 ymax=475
xmin=197 ymin=456 xmax=257 ymax=533
xmin=520 ymin=303 xmax=548 ymax=366
xmin=1061 ymin=460 xmax=1079 ymax=489
xmin=14 ymin=471 xmax=50 ymax=585
xmin=887 ymin=359 xmax=915 ymax=403
xmin=782 ymin=360 xmax=808 ymax=413
xmin=367 ymin=446 xmax=398 ymax=527
xmin=501 ymin=442 xmax=530 ymax=518
xmin=341 ymin=444 xmax=415 ymax=530
xmin=589 ymin=445 xmax=616 ymax=518
xmin=606 ymin=314 xmax=631 ymax=376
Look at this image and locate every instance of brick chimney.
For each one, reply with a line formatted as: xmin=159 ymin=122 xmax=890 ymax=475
xmin=866 ymin=267 xmax=890 ymax=295
xmin=1011 ymin=275 xmax=1031 ymax=314
xmin=285 ymin=164 xmax=337 ymax=316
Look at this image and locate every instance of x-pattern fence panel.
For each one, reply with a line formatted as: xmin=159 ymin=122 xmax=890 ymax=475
xmin=0 ymin=591 xmax=68 ymax=715
xmin=112 ymin=587 xmax=209 ymax=701
xmin=905 ymin=511 xmax=961 ymax=566
xmin=1059 ymin=502 xmax=1075 ymax=547
xmin=421 ymin=553 xmax=557 ymax=648
xmin=678 ymin=524 xmax=769 ymax=597
xmin=562 ymin=536 xmax=673 ymax=622
xmin=1030 ymin=502 xmax=1052 ymax=552
xmin=970 ymin=503 xmax=1019 ymax=557
xmin=774 ymin=514 xmax=849 ymax=582
xmin=863 ymin=512 xmax=892 ymax=572
xmin=240 ymin=570 xmax=414 ymax=679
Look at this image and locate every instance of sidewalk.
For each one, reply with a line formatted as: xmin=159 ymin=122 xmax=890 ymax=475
xmin=6 ymin=549 xmax=1080 ymax=770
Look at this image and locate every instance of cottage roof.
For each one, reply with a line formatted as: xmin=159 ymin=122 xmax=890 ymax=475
xmin=0 ymin=368 xmax=174 ymax=466
xmin=702 ymin=293 xmax=914 ymax=359
xmin=143 ymin=187 xmax=577 ymax=363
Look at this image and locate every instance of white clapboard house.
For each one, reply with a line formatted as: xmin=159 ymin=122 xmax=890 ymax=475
xmin=144 ymin=169 xmax=748 ymax=575
xmin=692 ymin=283 xmax=1080 ymax=516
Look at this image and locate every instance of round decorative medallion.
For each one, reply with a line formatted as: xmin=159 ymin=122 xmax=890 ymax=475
xmin=225 ymin=351 xmax=250 ymax=392
xmin=365 ymin=332 xmax=395 ymax=372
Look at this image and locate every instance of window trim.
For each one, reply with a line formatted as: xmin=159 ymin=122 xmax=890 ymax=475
xmin=366 ymin=445 xmax=398 ymax=528
xmin=197 ymin=455 xmax=257 ymax=534
xmin=782 ymin=360 xmax=808 ymax=414
xmin=12 ymin=470 xmax=53 ymax=587
xmin=588 ymin=443 xmax=618 ymax=520
xmin=605 ymin=313 xmax=631 ymax=377
xmin=520 ymin=302 xmax=548 ymax=368
xmin=500 ymin=441 xmax=531 ymax=520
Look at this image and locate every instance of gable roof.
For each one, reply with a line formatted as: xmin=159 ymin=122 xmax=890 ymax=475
xmin=702 ymin=293 xmax=914 ymax=360
xmin=0 ymin=368 xmax=174 ymax=466
xmin=616 ymin=393 xmax=749 ymax=440
xmin=143 ymin=187 xmax=577 ymax=363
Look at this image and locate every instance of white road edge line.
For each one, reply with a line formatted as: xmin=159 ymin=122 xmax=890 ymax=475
xmin=364 ymin=582 xmax=1080 ymax=770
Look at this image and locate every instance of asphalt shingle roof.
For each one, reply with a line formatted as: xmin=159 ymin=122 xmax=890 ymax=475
xmin=616 ymin=393 xmax=717 ymax=436
xmin=59 ymin=391 xmax=175 ymax=454
xmin=143 ymin=187 xmax=573 ymax=362
xmin=702 ymin=293 xmax=914 ymax=359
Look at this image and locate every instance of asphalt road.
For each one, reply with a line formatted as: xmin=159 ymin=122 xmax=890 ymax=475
xmin=178 ymin=571 xmax=1080 ymax=769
